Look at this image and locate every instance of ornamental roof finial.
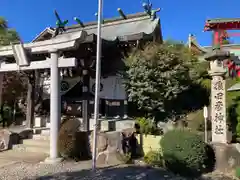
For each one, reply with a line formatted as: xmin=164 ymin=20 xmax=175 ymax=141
xmin=53 ymin=10 xmax=68 ymax=37
xmin=142 ymin=1 xmax=160 ymax=20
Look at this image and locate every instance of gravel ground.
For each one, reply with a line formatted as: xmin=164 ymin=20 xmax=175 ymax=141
xmin=0 ymin=161 xmax=236 ymax=180
xmin=0 ymin=161 xmax=184 ymax=180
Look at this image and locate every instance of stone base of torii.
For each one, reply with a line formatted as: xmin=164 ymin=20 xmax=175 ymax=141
xmin=0 ymin=31 xmax=87 ymax=163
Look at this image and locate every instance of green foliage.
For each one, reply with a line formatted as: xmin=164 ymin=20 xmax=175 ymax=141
xmin=186 ymin=110 xmax=206 ymax=131
xmin=186 ymin=77 xmax=240 ymax=132
xmin=228 ymin=96 xmax=240 ymax=138
xmin=221 ymin=78 xmax=240 ymax=138
xmin=2 ymin=72 xmax=27 ymax=103
xmin=0 ymin=17 xmax=19 ymax=46
xmin=222 ymin=39 xmax=231 ymax=45
xmin=135 ymin=117 xmax=162 ymax=135
xmin=195 ymin=61 xmax=210 ymax=80
xmin=0 ymin=17 xmax=26 ymax=106
xmin=124 ymin=41 xmax=205 ymax=118
xmin=160 ymin=129 xmax=210 ymax=177
xmin=235 ymin=166 xmax=240 ymax=178
xmin=144 ymin=150 xmax=163 ymax=167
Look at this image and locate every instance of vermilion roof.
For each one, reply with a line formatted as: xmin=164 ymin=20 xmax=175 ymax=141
xmin=204 ymin=18 xmax=240 ymax=31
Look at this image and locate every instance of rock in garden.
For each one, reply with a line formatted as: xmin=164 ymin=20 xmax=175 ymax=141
xmin=90 ymin=131 xmax=125 ymax=165
xmin=0 ymin=129 xmax=19 ymax=151
xmin=18 ymin=129 xmax=33 ymax=139
xmin=213 ymin=143 xmax=240 ymax=171
xmin=121 ymin=128 xmax=138 ymax=157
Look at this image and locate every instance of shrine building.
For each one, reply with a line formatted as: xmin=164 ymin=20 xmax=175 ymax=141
xmin=36 ymin=11 xmax=163 ymax=127
xmin=0 ymin=9 xmax=162 ymax=163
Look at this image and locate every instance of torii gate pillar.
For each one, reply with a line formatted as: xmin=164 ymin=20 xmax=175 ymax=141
xmin=45 ymin=49 xmax=61 ymax=162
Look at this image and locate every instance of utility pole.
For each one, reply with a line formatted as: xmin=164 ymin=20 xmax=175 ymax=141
xmin=92 ymin=0 xmax=103 ymax=171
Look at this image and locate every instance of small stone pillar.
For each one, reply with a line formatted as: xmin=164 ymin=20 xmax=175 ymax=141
xmin=205 ymin=46 xmax=230 ymax=144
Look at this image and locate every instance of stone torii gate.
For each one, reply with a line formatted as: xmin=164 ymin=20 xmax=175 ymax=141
xmin=0 ymin=30 xmax=87 ymax=163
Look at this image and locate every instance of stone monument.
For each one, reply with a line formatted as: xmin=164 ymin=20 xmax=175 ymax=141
xmin=204 ymin=46 xmax=230 ymax=144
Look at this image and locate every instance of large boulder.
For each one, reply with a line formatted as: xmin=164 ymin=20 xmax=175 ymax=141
xmin=90 ymin=128 xmax=138 ymax=165
xmin=121 ymin=128 xmax=138 ymax=158
xmin=90 ymin=131 xmax=123 ymax=165
xmin=213 ymin=143 xmax=240 ymax=172
xmin=0 ymin=129 xmax=20 ymax=151
xmin=58 ymin=117 xmax=88 ymax=160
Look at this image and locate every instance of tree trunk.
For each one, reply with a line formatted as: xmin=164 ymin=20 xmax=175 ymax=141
xmin=26 ymin=71 xmax=35 ymax=129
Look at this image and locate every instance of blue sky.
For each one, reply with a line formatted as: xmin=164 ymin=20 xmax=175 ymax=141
xmin=1 ymin=0 xmax=240 ymax=45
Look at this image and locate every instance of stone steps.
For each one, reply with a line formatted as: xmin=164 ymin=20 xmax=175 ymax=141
xmin=32 ymin=127 xmax=50 ymax=134
xmin=0 ymin=150 xmax=48 ymax=164
xmin=10 ymin=118 xmax=135 ymax=155
xmin=21 ymin=139 xmax=50 ymax=147
xmin=12 ymin=143 xmax=49 ymax=154
xmin=32 ymin=134 xmax=50 ymax=141
xmin=12 ymin=129 xmax=50 ymax=154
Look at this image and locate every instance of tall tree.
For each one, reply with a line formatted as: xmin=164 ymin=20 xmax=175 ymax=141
xmin=0 ymin=17 xmax=27 ymax=117
xmin=124 ymin=41 xmax=208 ymax=120
xmin=0 ymin=17 xmax=19 ymax=45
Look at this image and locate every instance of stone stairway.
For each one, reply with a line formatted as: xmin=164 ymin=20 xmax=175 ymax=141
xmin=12 ymin=128 xmax=50 ymax=154
xmin=11 ymin=118 xmax=135 ymax=154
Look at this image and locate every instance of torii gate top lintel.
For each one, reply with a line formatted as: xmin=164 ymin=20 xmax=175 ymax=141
xmin=0 ymin=30 xmax=88 ymax=72
xmin=0 ymin=30 xmax=87 ymax=57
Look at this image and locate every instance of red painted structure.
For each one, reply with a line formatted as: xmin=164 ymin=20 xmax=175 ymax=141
xmin=204 ymin=18 xmax=240 ymax=78
xmin=204 ymin=18 xmax=240 ymax=45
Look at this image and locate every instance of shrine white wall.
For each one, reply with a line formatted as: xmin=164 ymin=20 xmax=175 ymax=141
xmin=90 ymin=75 xmax=126 ymax=100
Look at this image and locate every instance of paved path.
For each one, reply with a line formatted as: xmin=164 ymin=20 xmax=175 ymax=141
xmin=0 ymin=150 xmax=47 ymax=168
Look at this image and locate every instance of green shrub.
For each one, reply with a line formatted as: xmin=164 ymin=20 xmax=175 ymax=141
xmin=116 ymin=152 xmax=132 ymax=164
xmin=58 ymin=117 xmax=90 ymax=160
xmin=135 ymin=117 xmax=162 ymax=135
xmin=144 ymin=150 xmax=163 ymax=167
xmin=160 ymin=129 xmax=209 ymax=177
xmin=236 ymin=166 xmax=240 ymax=178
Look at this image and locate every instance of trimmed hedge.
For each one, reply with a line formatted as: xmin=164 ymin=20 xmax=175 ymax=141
xmin=160 ymin=129 xmax=210 ymax=177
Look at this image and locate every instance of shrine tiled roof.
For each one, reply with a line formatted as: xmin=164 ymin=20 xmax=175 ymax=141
xmin=33 ymin=12 xmax=162 ymax=42
xmin=188 ymin=34 xmax=240 ymax=56
xmin=188 ymin=34 xmax=209 ymax=54
xmin=227 ymin=82 xmax=240 ymax=91
xmin=206 ymin=18 xmax=240 ymax=24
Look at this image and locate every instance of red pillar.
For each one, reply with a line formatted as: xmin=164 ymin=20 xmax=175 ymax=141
xmin=213 ymin=31 xmax=219 ymax=45
xmin=213 ymin=30 xmax=226 ymax=46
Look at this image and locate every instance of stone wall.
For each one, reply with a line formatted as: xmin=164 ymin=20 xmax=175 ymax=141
xmin=79 ymin=118 xmax=135 ymax=132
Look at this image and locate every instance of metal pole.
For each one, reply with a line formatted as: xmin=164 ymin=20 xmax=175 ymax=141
xmin=92 ymin=0 xmax=103 ymax=171
xmin=203 ymin=106 xmax=208 ymax=143
xmin=204 ymin=117 xmax=207 ymax=143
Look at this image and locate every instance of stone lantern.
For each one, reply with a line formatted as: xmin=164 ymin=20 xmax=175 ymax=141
xmin=204 ymin=46 xmax=231 ymax=144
